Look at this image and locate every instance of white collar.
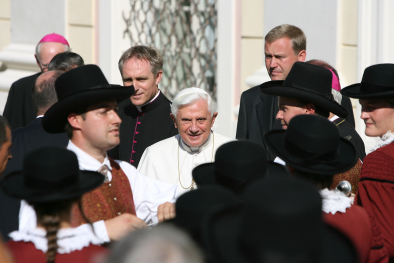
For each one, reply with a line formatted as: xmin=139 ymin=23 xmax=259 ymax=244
xmin=329 ymin=115 xmax=339 ymax=122
xmin=320 ymin=188 xmax=352 ymax=215
xmin=67 ymin=141 xmax=113 ymax=180
xmin=179 ymin=131 xmax=213 ymax=153
xmin=36 ymin=115 xmax=44 ymax=119
xmin=9 ymin=224 xmax=103 ymax=254
xmin=135 ymin=90 xmax=161 ymax=112
xmin=370 ymin=130 xmax=394 ymax=153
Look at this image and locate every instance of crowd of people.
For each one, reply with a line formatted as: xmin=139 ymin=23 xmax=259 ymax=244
xmin=0 ymin=23 xmax=393 ymax=263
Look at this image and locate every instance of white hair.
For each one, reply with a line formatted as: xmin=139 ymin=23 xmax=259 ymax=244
xmin=35 ymin=42 xmax=70 ymax=59
xmin=332 ymin=88 xmax=342 ymax=105
xmin=107 ymin=224 xmax=204 ymax=263
xmin=171 ymin=87 xmax=217 ymax=118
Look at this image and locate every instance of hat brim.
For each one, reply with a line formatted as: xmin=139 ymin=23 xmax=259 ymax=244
xmin=0 ymin=170 xmax=104 ymax=203
xmin=42 ymin=85 xmax=135 ymax=133
xmin=260 ymin=81 xmax=349 ymax=118
xmin=263 ymin=130 xmax=358 ymax=175
xmin=341 ymin=83 xmax=394 ymax=98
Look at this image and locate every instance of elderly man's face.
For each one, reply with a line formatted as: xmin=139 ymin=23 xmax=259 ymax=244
xmin=35 ymin=42 xmax=67 ymax=72
xmin=0 ymin=126 xmax=12 ymax=176
xmin=122 ymin=57 xmax=162 ymax=106
xmin=171 ymin=99 xmax=218 ymax=147
xmin=265 ymin=37 xmax=306 ymax=80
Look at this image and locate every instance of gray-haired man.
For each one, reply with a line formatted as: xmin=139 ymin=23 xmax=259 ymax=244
xmin=108 ymin=45 xmax=178 ymax=167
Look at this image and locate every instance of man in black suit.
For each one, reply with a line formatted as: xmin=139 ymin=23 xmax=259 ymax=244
xmin=108 ymin=46 xmax=178 ymax=167
xmin=3 ymin=33 xmax=70 ymax=130
xmin=0 ymin=70 xmax=69 ymax=241
xmin=236 ymin=25 xmax=355 ymax=160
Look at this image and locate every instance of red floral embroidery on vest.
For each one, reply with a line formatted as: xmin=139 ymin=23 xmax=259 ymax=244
xmin=70 ymin=158 xmax=136 ymax=227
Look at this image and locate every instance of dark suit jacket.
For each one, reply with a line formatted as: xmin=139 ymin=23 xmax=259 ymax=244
xmin=0 ymin=117 xmax=68 ymax=241
xmin=108 ymin=92 xmax=178 ymax=167
xmin=3 ymin=73 xmax=41 ymax=130
xmin=333 ymin=117 xmax=366 ymax=161
xmin=236 ymin=85 xmax=356 ymax=160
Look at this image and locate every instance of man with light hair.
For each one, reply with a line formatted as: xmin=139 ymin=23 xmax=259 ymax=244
xmin=108 ymin=45 xmax=178 ymax=167
xmin=3 ymin=33 xmax=70 ymax=130
xmin=138 ymin=88 xmax=233 ymax=196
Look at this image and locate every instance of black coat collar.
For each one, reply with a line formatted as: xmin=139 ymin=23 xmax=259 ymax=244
xmin=123 ymin=91 xmax=171 ymax=118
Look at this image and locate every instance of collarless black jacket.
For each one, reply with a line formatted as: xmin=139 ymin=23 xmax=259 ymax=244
xmin=108 ymin=91 xmax=178 ymax=167
xmin=3 ymin=73 xmax=41 ymax=130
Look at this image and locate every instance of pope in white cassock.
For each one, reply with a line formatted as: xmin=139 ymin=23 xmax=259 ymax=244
xmin=138 ymin=87 xmax=233 ymax=196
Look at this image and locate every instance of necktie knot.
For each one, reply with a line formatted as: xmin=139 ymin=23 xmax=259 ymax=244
xmin=98 ymin=164 xmax=110 ymax=183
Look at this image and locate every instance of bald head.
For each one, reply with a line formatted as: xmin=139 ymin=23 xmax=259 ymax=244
xmin=33 ymin=70 xmax=63 ymax=115
xmin=35 ymin=42 xmax=70 ymax=72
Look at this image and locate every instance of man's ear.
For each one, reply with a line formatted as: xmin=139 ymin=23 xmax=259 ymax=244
xmin=67 ymin=113 xmax=83 ymax=130
xmin=304 ymin=103 xmax=316 ymax=115
xmin=170 ymin=113 xmax=178 ymax=129
xmin=297 ymin=50 xmax=306 ymax=62
xmin=155 ymin=70 xmax=163 ymax=86
xmin=211 ymin=112 xmax=218 ymax=127
xmin=34 ymin=54 xmax=41 ymax=68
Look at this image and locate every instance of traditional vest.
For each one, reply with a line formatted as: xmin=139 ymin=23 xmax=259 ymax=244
xmin=330 ymin=158 xmax=362 ymax=194
xmin=70 ymin=158 xmax=136 ymax=227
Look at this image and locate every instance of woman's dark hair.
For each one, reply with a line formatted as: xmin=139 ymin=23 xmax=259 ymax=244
xmin=31 ymin=198 xmax=93 ymax=263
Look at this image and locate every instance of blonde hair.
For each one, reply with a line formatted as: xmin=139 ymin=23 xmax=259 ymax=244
xmin=265 ymin=24 xmax=306 ymax=55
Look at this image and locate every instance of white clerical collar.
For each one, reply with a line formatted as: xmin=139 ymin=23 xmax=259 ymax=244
xmin=36 ymin=115 xmax=44 ymax=119
xmin=67 ymin=141 xmax=113 ymax=180
xmin=135 ymin=90 xmax=161 ymax=112
xmin=9 ymin=224 xmax=103 ymax=254
xmin=320 ymin=188 xmax=352 ymax=215
xmin=329 ymin=115 xmax=339 ymax=122
xmin=179 ymin=131 xmax=213 ymax=153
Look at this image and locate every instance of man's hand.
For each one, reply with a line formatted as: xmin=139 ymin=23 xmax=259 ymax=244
xmin=157 ymin=202 xmax=176 ymax=222
xmin=104 ymin=213 xmax=147 ymax=241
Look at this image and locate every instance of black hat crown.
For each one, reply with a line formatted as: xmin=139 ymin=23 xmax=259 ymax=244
xmin=284 ymin=62 xmax=333 ymax=100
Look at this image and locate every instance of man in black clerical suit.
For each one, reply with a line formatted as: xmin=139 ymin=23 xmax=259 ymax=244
xmin=108 ymin=46 xmax=178 ymax=167
xmin=0 ymin=71 xmax=69 ymax=241
xmin=236 ymin=25 xmax=355 ymax=160
xmin=3 ymin=33 xmax=70 ymax=130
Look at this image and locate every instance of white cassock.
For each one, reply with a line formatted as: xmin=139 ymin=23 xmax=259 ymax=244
xmin=138 ymin=131 xmax=234 ymax=197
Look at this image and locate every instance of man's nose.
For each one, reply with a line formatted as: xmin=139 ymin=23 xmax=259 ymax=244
xmin=111 ymin=111 xmax=122 ymax=124
xmin=360 ymin=111 xmax=368 ymax=120
xmin=189 ymin=121 xmax=199 ymax=132
xmin=276 ymin=110 xmax=283 ymax=120
xmin=270 ymin=57 xmax=278 ymax=68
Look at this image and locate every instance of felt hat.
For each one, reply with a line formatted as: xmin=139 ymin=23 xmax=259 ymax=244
xmin=0 ymin=147 xmax=103 ymax=203
xmin=341 ymin=63 xmax=394 ymax=98
xmin=42 ymin=64 xmax=135 ymax=133
xmin=260 ymin=62 xmax=348 ymax=118
xmin=202 ymin=178 xmax=358 ymax=263
xmin=263 ymin=115 xmax=358 ymax=175
xmin=192 ymin=141 xmax=288 ymax=195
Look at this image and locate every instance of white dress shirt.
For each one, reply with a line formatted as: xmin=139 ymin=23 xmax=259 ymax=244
xmin=18 ymin=141 xmax=178 ymax=243
xmin=138 ymin=131 xmax=233 ymax=197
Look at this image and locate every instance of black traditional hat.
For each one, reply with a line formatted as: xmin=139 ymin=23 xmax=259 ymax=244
xmin=0 ymin=147 xmax=103 ymax=203
xmin=341 ymin=63 xmax=394 ymax=98
xmin=260 ymin=62 xmax=348 ymax=118
xmin=42 ymin=64 xmax=135 ymax=133
xmin=263 ymin=115 xmax=358 ymax=175
xmin=192 ymin=141 xmax=288 ymax=195
xmin=203 ymin=178 xmax=358 ymax=263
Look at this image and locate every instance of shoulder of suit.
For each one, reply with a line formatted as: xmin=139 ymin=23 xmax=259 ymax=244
xmin=242 ymin=85 xmax=261 ymax=97
xmin=12 ymin=72 xmax=41 ymax=86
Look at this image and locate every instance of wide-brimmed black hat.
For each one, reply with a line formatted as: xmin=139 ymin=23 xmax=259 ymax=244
xmin=260 ymin=62 xmax=348 ymax=118
xmin=264 ymin=114 xmax=357 ymax=175
xmin=202 ymin=178 xmax=358 ymax=263
xmin=0 ymin=147 xmax=104 ymax=203
xmin=42 ymin=64 xmax=135 ymax=133
xmin=341 ymin=63 xmax=394 ymax=98
xmin=192 ymin=141 xmax=288 ymax=195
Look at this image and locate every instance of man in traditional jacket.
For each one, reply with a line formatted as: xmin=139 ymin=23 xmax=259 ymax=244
xmin=18 ymin=65 xmax=177 ymax=242
xmin=260 ymin=62 xmax=365 ymax=193
xmin=236 ymin=25 xmax=355 ymax=161
xmin=138 ymin=88 xmax=233 ymax=197
xmin=263 ymin=115 xmax=389 ymax=263
xmin=3 ymin=33 xmax=70 ymax=130
xmin=108 ymin=46 xmax=178 ymax=167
